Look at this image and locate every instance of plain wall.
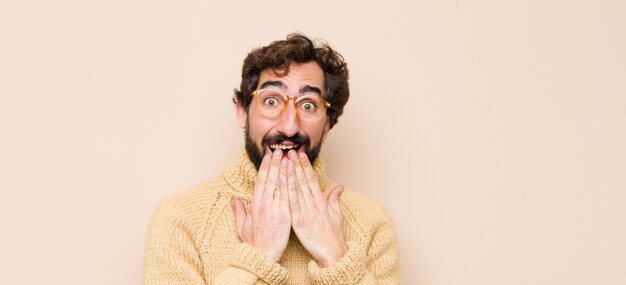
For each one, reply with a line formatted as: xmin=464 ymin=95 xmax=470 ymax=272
xmin=1 ymin=0 xmax=625 ymax=284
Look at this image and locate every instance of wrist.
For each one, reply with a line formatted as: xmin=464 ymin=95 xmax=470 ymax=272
xmin=316 ymin=243 xmax=348 ymax=268
xmin=257 ymin=245 xmax=285 ymax=263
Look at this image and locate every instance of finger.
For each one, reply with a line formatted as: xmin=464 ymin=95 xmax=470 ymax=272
xmin=231 ymin=197 xmax=246 ymax=237
xmin=263 ymin=148 xmax=283 ymax=202
xmin=327 ymin=185 xmax=345 ymax=211
xmin=253 ymin=153 xmax=272 ymax=202
xmin=298 ymin=151 xmax=323 ymax=197
xmin=286 ymin=159 xmax=302 ymax=213
xmin=278 ymin=157 xmax=289 ymax=207
xmin=288 ymin=150 xmax=312 ymax=204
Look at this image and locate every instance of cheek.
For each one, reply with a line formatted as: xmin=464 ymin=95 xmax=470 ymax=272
xmin=247 ymin=115 xmax=275 ymax=143
xmin=303 ymin=124 xmax=326 ymax=145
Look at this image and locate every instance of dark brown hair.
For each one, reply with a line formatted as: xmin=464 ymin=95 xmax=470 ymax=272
xmin=233 ymin=33 xmax=349 ymax=129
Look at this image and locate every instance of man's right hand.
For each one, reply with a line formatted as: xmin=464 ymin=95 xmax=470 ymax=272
xmin=232 ymin=149 xmax=291 ymax=262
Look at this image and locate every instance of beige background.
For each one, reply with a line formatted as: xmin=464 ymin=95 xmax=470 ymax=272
xmin=1 ymin=0 xmax=625 ymax=284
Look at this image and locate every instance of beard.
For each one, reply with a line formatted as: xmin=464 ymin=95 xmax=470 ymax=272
xmin=244 ymin=126 xmax=322 ymax=170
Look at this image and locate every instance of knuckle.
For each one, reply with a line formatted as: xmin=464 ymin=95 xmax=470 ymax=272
xmin=259 ymin=162 xmax=270 ymax=171
xmin=255 ymin=206 xmax=266 ymax=216
xmin=293 ymin=216 xmax=306 ymax=227
xmin=277 ymin=214 xmax=289 ymax=224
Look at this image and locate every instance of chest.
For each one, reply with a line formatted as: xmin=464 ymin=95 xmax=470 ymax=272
xmin=200 ymin=207 xmax=316 ymax=284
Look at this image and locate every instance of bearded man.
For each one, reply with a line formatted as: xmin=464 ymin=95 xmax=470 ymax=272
xmin=144 ymin=33 xmax=401 ymax=284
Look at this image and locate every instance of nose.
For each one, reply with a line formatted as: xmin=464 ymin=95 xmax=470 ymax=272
xmin=275 ymin=100 xmax=300 ymax=137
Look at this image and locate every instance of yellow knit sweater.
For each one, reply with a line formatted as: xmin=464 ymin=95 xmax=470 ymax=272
xmin=144 ymin=151 xmax=401 ymax=284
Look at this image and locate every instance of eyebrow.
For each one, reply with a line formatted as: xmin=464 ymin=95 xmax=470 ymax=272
xmin=259 ymin=80 xmax=323 ymax=96
xmin=301 ymin=85 xmax=322 ymax=96
xmin=259 ymin=80 xmax=285 ymax=89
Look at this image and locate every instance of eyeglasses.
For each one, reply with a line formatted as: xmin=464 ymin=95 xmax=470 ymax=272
xmin=251 ymin=89 xmax=331 ymax=123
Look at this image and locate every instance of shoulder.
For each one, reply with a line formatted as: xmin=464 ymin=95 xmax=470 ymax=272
xmin=337 ymin=187 xmax=394 ymax=232
xmin=149 ymin=176 xmax=229 ymax=240
xmin=158 ymin=177 xmax=225 ymax=213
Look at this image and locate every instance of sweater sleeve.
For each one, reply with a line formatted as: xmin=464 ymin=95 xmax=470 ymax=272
xmin=144 ymin=196 xmax=289 ymax=285
xmin=307 ymin=205 xmax=401 ymax=284
xmin=143 ymin=202 xmax=205 ymax=285
xmin=214 ymin=242 xmax=289 ymax=284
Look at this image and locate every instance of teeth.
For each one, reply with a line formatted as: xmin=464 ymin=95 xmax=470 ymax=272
xmin=270 ymin=144 xmax=299 ymax=150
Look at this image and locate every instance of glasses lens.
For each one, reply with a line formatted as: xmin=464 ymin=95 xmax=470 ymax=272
xmin=256 ymin=90 xmax=285 ymax=115
xmin=296 ymin=95 xmax=325 ymax=122
xmin=253 ymin=89 xmax=328 ymax=122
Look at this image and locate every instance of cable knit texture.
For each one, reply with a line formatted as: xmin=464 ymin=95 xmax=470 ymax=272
xmin=144 ymin=151 xmax=401 ymax=284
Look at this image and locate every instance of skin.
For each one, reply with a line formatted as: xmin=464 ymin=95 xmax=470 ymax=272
xmin=231 ymin=61 xmax=348 ymax=267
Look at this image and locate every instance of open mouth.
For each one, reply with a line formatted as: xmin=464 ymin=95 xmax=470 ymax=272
xmin=267 ymin=143 xmax=303 ymax=157
xmin=269 ymin=144 xmax=300 ymax=151
xmin=261 ymin=134 xmax=308 ymax=157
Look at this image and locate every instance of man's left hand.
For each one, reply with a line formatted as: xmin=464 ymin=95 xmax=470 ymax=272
xmin=286 ymin=150 xmax=348 ymax=268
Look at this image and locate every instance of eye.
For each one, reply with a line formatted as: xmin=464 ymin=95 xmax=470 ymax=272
xmin=301 ymin=101 xmax=317 ymax=111
xmin=263 ymin=97 xmax=279 ymax=107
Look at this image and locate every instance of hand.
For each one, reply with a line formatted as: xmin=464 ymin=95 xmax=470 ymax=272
xmin=286 ymin=150 xmax=348 ymax=267
xmin=232 ymin=149 xmax=291 ymax=262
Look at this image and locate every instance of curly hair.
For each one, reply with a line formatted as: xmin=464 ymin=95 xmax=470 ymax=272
xmin=233 ymin=33 xmax=349 ymax=129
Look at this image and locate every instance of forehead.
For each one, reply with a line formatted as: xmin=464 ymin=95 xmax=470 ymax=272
xmin=257 ymin=61 xmax=325 ymax=94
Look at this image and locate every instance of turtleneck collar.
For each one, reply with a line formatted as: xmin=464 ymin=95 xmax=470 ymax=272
xmin=223 ymin=149 xmax=331 ymax=199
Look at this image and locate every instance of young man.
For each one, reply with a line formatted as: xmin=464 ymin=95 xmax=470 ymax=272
xmin=144 ymin=33 xmax=401 ymax=284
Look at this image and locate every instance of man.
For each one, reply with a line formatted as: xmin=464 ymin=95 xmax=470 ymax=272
xmin=144 ymin=33 xmax=401 ymax=284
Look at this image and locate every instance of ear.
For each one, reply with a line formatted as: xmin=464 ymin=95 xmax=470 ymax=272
xmin=235 ymin=101 xmax=247 ymax=129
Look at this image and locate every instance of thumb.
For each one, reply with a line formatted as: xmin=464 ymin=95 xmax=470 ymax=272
xmin=327 ymin=185 xmax=345 ymax=209
xmin=231 ymin=197 xmax=246 ymax=235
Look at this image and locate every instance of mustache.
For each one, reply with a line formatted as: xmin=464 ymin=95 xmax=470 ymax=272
xmin=262 ymin=134 xmax=309 ymax=148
